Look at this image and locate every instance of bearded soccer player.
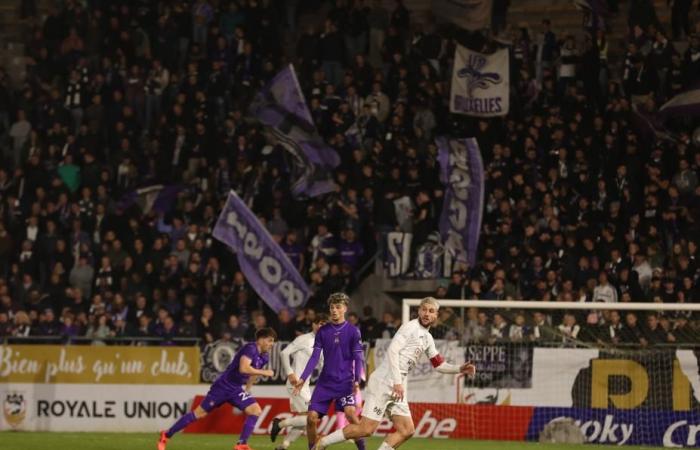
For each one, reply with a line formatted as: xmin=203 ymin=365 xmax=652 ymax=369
xmin=270 ymin=314 xmax=328 ymax=450
xmin=158 ymin=328 xmax=277 ymax=450
xmin=293 ymin=292 xmax=366 ymax=450
xmin=314 ymin=297 xmax=476 ymax=450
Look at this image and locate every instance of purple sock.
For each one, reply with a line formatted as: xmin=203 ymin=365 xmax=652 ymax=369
xmin=238 ymin=414 xmax=258 ymax=444
xmin=355 ymin=438 xmax=366 ymax=450
xmin=166 ymin=411 xmax=197 ymax=438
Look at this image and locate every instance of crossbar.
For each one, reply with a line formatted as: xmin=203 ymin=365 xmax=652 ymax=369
xmin=401 ymin=299 xmax=700 ymax=325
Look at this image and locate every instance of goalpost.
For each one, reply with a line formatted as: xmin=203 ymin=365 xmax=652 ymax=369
xmin=400 ymin=299 xmax=700 ymax=447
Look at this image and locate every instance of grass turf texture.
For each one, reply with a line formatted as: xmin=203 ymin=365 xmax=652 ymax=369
xmin=0 ymin=432 xmax=666 ymax=450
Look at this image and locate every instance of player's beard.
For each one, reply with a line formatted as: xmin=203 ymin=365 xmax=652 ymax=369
xmin=419 ymin=316 xmax=435 ymax=328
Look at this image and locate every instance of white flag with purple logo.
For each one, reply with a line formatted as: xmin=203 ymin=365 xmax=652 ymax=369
xmin=450 ymin=45 xmax=509 ymax=117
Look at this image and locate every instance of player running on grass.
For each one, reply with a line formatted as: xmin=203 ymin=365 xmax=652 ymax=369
xmin=313 ymin=297 xmax=476 ymax=450
xmin=158 ymin=328 xmax=277 ymax=450
xmin=292 ymin=292 xmax=366 ymax=450
xmin=270 ymin=313 xmax=328 ymax=450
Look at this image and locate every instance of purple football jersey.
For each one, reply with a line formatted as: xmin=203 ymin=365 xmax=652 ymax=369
xmin=214 ymin=342 xmax=269 ymax=388
xmin=314 ymin=322 xmax=363 ymax=385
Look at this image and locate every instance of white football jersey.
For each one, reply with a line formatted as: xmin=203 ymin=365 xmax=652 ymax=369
xmin=373 ymin=319 xmax=439 ymax=385
xmin=281 ymin=332 xmax=323 ymax=387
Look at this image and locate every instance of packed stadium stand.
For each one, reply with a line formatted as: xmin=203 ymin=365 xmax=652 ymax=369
xmin=0 ymin=0 xmax=700 ymax=348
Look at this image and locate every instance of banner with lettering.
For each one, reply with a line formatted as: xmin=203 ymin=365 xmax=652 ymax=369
xmin=464 ymin=343 xmax=534 ymax=389
xmin=0 ymin=345 xmax=200 ymax=384
xmin=213 ymin=190 xmax=310 ymax=313
xmin=384 ymin=232 xmax=413 ymax=278
xmin=450 ymin=45 xmax=509 ymax=117
xmin=0 ymin=383 xmax=203 ymax=431
xmin=436 ymin=137 xmax=485 ymax=268
xmin=459 ymin=347 xmax=700 ymax=413
xmin=527 ymin=408 xmax=700 ymax=447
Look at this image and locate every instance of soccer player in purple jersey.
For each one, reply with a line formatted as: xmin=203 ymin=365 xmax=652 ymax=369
xmin=293 ymin=292 xmax=366 ymax=450
xmin=157 ymin=328 xmax=277 ymax=450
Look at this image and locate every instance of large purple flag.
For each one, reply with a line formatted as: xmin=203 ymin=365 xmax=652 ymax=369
xmin=436 ymin=137 xmax=485 ymax=268
xmin=213 ymin=190 xmax=310 ymax=312
xmin=249 ymin=64 xmax=340 ymax=198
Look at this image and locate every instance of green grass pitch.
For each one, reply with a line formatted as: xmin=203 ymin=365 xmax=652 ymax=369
xmin=0 ymin=432 xmax=665 ymax=450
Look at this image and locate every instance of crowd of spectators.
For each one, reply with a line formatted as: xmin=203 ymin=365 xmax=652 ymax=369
xmin=1 ymin=0 xmax=700 ymax=347
xmin=426 ymin=306 xmax=700 ymax=347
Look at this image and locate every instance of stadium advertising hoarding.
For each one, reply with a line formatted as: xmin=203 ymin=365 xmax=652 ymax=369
xmin=5 ymin=342 xmax=700 ymax=445
xmin=0 ymin=345 xmax=200 ymax=384
xmin=0 ymin=383 xmax=204 ymax=431
xmin=464 ymin=342 xmax=534 ymax=388
xmin=461 ymin=347 xmax=700 ymax=412
xmin=184 ymin=396 xmax=534 ymax=440
xmin=185 ymin=398 xmax=700 ymax=446
xmin=527 ymin=407 xmax=700 ymax=447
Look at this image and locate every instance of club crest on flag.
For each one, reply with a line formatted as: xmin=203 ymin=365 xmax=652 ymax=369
xmin=3 ymin=392 xmax=26 ymax=429
xmin=458 ymin=54 xmax=502 ymax=96
xmin=450 ymin=46 xmax=509 ymax=117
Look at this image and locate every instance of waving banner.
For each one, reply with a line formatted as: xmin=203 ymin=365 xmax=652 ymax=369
xmin=213 ymin=191 xmax=310 ymax=312
xmin=250 ymin=64 xmax=340 ymax=198
xmin=436 ymin=137 xmax=484 ymax=268
xmin=659 ymin=88 xmax=700 ymax=118
xmin=433 ymin=0 xmax=492 ymax=31
xmin=450 ymin=45 xmax=509 ymax=117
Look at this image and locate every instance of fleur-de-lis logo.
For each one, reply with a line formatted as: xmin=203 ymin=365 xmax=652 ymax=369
xmin=457 ymin=54 xmax=502 ymax=96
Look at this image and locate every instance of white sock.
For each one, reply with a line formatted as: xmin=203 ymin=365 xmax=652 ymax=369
xmin=280 ymin=415 xmax=307 ymax=428
xmin=320 ymin=429 xmax=346 ymax=447
xmin=378 ymin=443 xmax=395 ymax=450
xmin=282 ymin=427 xmax=304 ymax=447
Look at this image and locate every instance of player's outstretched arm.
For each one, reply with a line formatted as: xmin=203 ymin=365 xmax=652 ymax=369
xmin=293 ymin=346 xmax=321 ymax=394
xmin=432 ymin=355 xmax=476 ymax=377
xmin=425 ymin=331 xmax=476 ymax=377
xmin=239 ymin=355 xmax=274 ymax=377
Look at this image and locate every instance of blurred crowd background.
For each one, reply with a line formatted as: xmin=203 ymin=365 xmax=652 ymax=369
xmin=1 ymin=0 xmax=700 ymax=346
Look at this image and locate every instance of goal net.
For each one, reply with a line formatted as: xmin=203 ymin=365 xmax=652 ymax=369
xmin=398 ymin=299 xmax=700 ymax=447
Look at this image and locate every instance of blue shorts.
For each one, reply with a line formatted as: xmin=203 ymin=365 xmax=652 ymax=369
xmin=309 ymin=382 xmax=356 ymax=417
xmin=201 ymin=383 xmax=257 ymax=412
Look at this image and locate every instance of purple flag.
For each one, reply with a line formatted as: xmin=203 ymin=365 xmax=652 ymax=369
xmin=573 ymin=0 xmax=609 ymax=15
xmin=117 ymin=184 xmax=182 ymax=214
xmin=250 ymin=64 xmax=340 ymax=198
xmin=436 ymin=137 xmax=485 ymax=268
xmin=659 ymin=88 xmax=700 ymax=119
xmin=213 ymin=190 xmax=310 ymax=313
xmin=631 ymin=105 xmax=677 ymax=144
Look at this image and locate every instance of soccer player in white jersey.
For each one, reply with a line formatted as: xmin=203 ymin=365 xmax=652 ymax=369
xmin=313 ymin=297 xmax=475 ymax=450
xmin=270 ymin=314 xmax=327 ymax=450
